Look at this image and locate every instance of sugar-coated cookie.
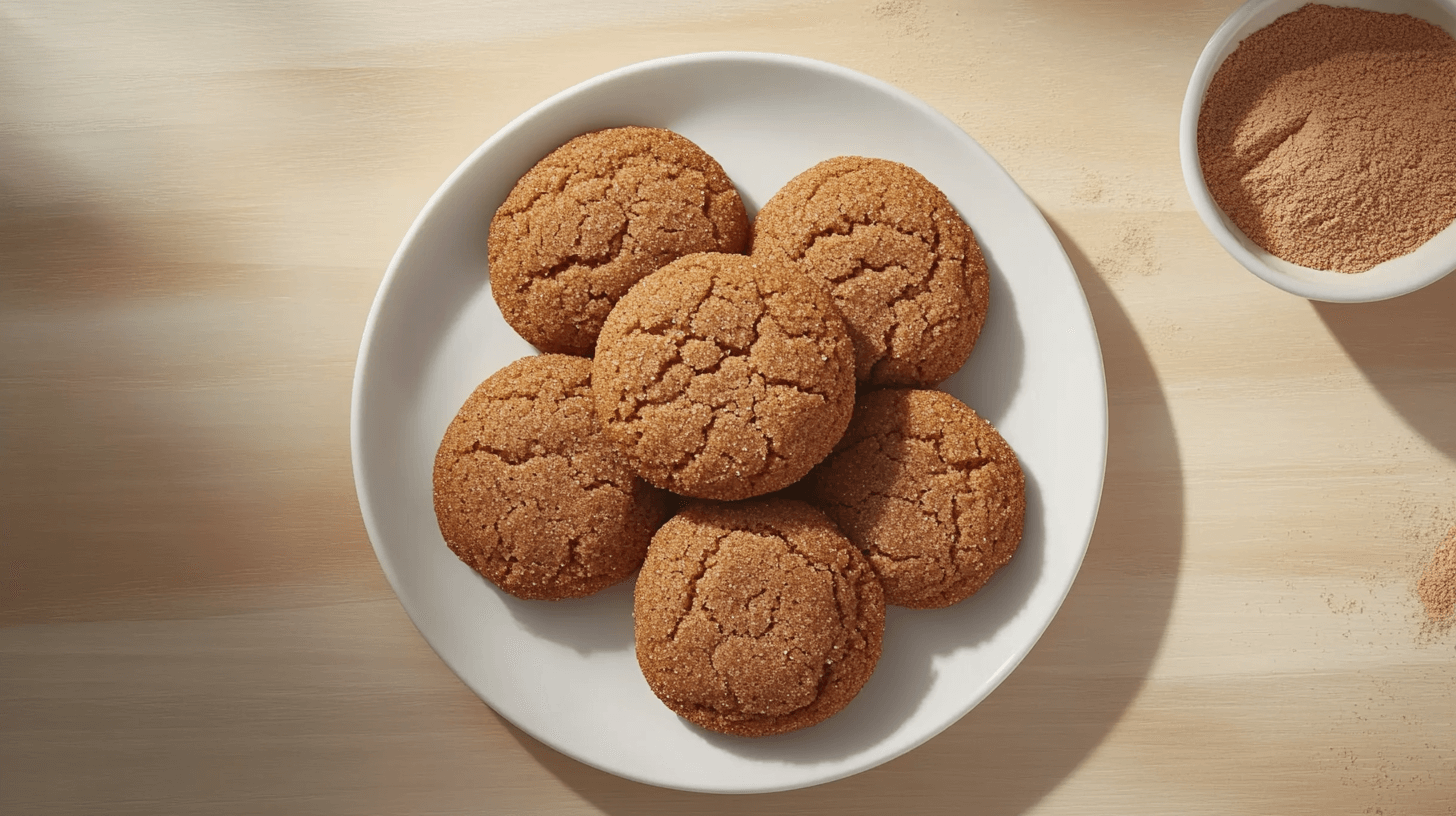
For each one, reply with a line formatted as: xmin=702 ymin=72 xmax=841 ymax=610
xmin=803 ymin=388 xmax=1024 ymax=608
xmin=592 ymin=252 xmax=856 ymax=500
xmin=488 ymin=127 xmax=749 ymax=356
xmin=432 ymin=354 xmax=669 ymax=600
xmin=634 ymin=498 xmax=885 ymax=737
xmin=751 ymin=156 xmax=989 ymax=387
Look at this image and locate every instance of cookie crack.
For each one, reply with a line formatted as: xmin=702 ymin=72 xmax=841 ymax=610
xmin=613 ymin=346 xmax=687 ymax=422
xmin=823 ymin=482 xmax=943 ymax=543
xmin=865 ymin=540 xmax=935 ymax=565
xmin=679 ymin=344 xmax=742 ymax=379
xmin=663 ymin=410 xmax=727 ymax=476
xmin=513 ymin=147 xmax=693 ymax=277
xmin=778 ymin=535 xmax=864 ymax=706
xmin=793 ymin=216 xmax=938 ymax=266
xmin=669 ymin=531 xmax=726 ymax=643
xmin=872 ymin=428 xmax=993 ymax=471
xmin=776 ymin=534 xmax=855 ymax=635
xmin=759 ymin=376 xmax=831 ymax=400
xmin=712 ymin=530 xmax=855 ymax=717
xmin=757 ymin=288 xmax=844 ymax=343
xmin=737 ymin=584 xmax=779 ymax=644
xmin=570 ymin=473 xmax=620 ymax=492
xmin=503 ymin=160 xmax=578 ymax=215
xmin=536 ymin=224 xmax=629 ymax=279
xmin=468 ymin=440 xmax=538 ymax=467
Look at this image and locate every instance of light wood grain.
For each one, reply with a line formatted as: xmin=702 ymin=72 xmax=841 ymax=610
xmin=3 ymin=1 xmax=1453 ymax=813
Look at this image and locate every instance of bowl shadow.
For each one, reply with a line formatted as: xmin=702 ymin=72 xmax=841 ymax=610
xmin=506 ymin=216 xmax=1185 ymax=813
xmin=1311 ymin=270 xmax=1456 ymax=461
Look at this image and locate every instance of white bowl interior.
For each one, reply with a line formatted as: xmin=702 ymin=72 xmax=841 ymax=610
xmin=1179 ymin=0 xmax=1456 ymax=302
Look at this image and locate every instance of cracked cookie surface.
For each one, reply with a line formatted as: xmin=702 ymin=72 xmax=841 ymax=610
xmin=804 ymin=388 xmax=1024 ymax=608
xmin=488 ymin=126 xmax=749 ymax=356
xmin=750 ymin=156 xmax=989 ymax=387
xmin=634 ymin=498 xmax=885 ymax=737
xmin=432 ymin=354 xmax=669 ymax=600
xmin=592 ymin=252 xmax=856 ymax=500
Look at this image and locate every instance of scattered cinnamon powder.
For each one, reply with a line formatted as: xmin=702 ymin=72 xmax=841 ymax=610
xmin=1417 ymin=526 xmax=1456 ymax=626
xmin=1197 ymin=4 xmax=1456 ymax=273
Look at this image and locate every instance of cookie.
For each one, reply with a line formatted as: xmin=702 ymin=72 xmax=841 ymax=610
xmin=634 ymin=498 xmax=885 ymax=737
xmin=488 ymin=126 xmax=750 ymax=356
xmin=803 ymin=388 xmax=1024 ymax=609
xmin=592 ymin=252 xmax=856 ymax=500
xmin=432 ymin=354 xmax=669 ymax=600
xmin=750 ymin=156 xmax=989 ymax=387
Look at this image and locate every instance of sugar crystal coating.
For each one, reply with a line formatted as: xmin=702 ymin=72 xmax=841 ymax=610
xmin=751 ymin=156 xmax=989 ymax=387
xmin=634 ymin=498 xmax=885 ymax=737
xmin=592 ymin=252 xmax=856 ymax=500
xmin=804 ymin=388 xmax=1025 ymax=608
xmin=488 ymin=127 xmax=750 ymax=355
xmin=432 ymin=354 xmax=669 ymax=600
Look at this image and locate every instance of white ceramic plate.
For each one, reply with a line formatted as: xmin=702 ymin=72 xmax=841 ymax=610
xmin=352 ymin=52 xmax=1106 ymax=794
xmin=1179 ymin=0 xmax=1456 ymax=302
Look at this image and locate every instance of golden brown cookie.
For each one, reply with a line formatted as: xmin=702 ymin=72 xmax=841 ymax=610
xmin=634 ymin=498 xmax=885 ymax=737
xmin=488 ymin=127 xmax=750 ymax=356
xmin=432 ymin=354 xmax=669 ymax=600
xmin=750 ymin=156 xmax=989 ymax=387
xmin=803 ymin=388 xmax=1024 ymax=609
xmin=592 ymin=252 xmax=857 ymax=501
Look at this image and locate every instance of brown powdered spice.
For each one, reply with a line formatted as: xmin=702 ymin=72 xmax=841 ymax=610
xmin=1418 ymin=525 xmax=1456 ymax=626
xmin=1198 ymin=4 xmax=1456 ymax=273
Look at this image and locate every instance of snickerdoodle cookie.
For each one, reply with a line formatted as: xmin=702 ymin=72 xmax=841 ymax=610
xmin=803 ymin=388 xmax=1024 ymax=609
xmin=634 ymin=498 xmax=885 ymax=737
xmin=432 ymin=354 xmax=669 ymax=600
xmin=750 ymin=156 xmax=989 ymax=387
xmin=488 ymin=127 xmax=750 ymax=356
xmin=592 ymin=252 xmax=856 ymax=501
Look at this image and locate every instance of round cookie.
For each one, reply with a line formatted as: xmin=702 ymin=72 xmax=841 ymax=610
xmin=488 ymin=126 xmax=750 ymax=356
xmin=634 ymin=498 xmax=885 ymax=737
xmin=803 ymin=388 xmax=1025 ymax=609
xmin=592 ymin=252 xmax=857 ymax=501
xmin=750 ymin=156 xmax=989 ymax=388
xmin=432 ymin=354 xmax=669 ymax=600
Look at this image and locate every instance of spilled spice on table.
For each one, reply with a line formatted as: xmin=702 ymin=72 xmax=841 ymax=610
xmin=1417 ymin=525 xmax=1456 ymax=630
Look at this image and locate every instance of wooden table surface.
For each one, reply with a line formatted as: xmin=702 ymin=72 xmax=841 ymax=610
xmin=4 ymin=1 xmax=1453 ymax=813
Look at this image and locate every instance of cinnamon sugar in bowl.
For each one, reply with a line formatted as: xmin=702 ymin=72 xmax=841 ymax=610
xmin=1180 ymin=0 xmax=1456 ymax=302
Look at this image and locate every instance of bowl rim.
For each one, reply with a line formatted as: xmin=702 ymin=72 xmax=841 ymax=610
xmin=1178 ymin=0 xmax=1456 ymax=303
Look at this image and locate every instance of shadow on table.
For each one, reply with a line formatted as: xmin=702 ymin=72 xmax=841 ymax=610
xmin=1312 ymin=270 xmax=1456 ymax=462
xmin=508 ymin=218 xmax=1185 ymax=814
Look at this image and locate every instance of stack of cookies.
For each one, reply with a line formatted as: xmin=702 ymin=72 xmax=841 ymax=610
xmin=432 ymin=126 xmax=1026 ymax=738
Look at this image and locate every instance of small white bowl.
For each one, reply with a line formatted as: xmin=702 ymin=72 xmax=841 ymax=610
xmin=1179 ymin=0 xmax=1456 ymax=302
